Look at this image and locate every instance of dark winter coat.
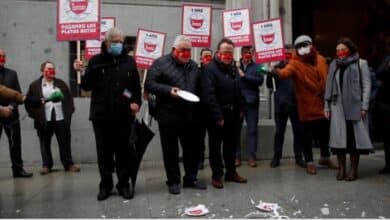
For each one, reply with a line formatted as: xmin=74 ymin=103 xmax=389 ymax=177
xmin=82 ymin=43 xmax=142 ymax=121
xmin=145 ymin=54 xmax=201 ymax=125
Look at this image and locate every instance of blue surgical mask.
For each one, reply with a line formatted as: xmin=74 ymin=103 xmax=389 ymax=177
xmin=109 ymin=42 xmax=123 ymax=56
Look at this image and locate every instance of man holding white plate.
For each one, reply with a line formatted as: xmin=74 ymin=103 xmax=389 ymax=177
xmin=145 ymin=35 xmax=206 ymax=195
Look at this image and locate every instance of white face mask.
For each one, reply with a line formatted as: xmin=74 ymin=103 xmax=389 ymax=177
xmin=297 ymin=46 xmax=311 ymax=55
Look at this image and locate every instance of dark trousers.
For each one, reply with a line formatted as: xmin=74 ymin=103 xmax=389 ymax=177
xmin=37 ymin=120 xmax=74 ymax=169
xmin=208 ymin=109 xmax=241 ymax=179
xmin=273 ymin=103 xmax=304 ymax=161
xmin=0 ymin=121 xmax=23 ymax=171
xmin=158 ymin=122 xmax=200 ymax=186
xmin=92 ymin=120 xmax=134 ymax=190
xmin=382 ymin=104 xmax=390 ymax=166
xmin=159 ymin=122 xmax=200 ymax=185
xmin=301 ymin=119 xmax=330 ymax=163
xmin=199 ymin=121 xmax=207 ymax=164
xmin=236 ymin=103 xmax=259 ymax=160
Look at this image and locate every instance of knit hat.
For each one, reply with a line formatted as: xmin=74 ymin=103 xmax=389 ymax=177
xmin=294 ymin=35 xmax=312 ymax=46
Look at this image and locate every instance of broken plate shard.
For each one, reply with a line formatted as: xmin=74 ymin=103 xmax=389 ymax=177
xmin=184 ymin=204 xmax=209 ymax=216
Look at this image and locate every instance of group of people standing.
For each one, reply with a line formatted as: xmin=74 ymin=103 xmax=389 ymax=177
xmin=1 ymin=27 xmax=389 ymax=201
xmin=0 ymin=49 xmax=79 ymax=179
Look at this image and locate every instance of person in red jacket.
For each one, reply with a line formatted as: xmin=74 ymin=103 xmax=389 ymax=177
xmin=273 ymin=35 xmax=337 ymax=175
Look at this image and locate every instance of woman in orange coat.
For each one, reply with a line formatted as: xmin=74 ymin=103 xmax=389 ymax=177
xmin=274 ymin=35 xmax=337 ymax=175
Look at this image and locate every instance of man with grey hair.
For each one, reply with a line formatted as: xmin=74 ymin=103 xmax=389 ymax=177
xmin=145 ymin=35 xmax=206 ymax=194
xmin=73 ymin=28 xmax=142 ymax=201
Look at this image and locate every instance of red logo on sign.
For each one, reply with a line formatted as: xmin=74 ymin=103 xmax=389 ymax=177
xmin=190 ymin=18 xmax=204 ymax=29
xmin=144 ymin=42 xmax=157 ymax=53
xmin=261 ymin=33 xmax=275 ymax=44
xmin=69 ymin=0 xmax=89 ymax=14
xmin=230 ymin=21 xmax=243 ymax=31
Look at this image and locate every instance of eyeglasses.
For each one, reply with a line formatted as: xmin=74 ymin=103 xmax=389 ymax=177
xmin=177 ymin=48 xmax=191 ymax=52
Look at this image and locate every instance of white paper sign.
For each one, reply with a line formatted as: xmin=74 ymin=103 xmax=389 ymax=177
xmin=135 ymin=29 xmax=166 ymax=69
xmin=181 ymin=4 xmax=212 ymax=47
xmin=222 ymin=8 xmax=252 ymax=46
xmin=57 ymin=0 xmax=100 ymax=41
xmin=252 ymin=18 xmax=285 ymax=63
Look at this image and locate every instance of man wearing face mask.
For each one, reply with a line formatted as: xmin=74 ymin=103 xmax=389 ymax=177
xmin=145 ymin=35 xmax=206 ymax=195
xmin=198 ymin=48 xmax=213 ymax=170
xmin=201 ymin=38 xmax=247 ymax=189
xmin=26 ymin=60 xmax=79 ymax=176
xmin=0 ymin=49 xmax=33 ymax=178
xmin=73 ymin=28 xmax=142 ymax=201
xmin=235 ymin=46 xmax=264 ymax=168
xmin=266 ymin=45 xmax=305 ymax=168
xmin=272 ymin=35 xmax=336 ymax=175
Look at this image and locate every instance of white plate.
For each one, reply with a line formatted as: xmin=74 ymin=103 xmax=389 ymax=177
xmin=177 ymin=90 xmax=200 ymax=102
xmin=184 ymin=204 xmax=209 ymax=216
xmin=255 ymin=202 xmax=279 ymax=212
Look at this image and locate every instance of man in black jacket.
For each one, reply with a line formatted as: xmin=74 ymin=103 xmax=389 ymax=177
xmin=266 ymin=45 xmax=305 ymax=168
xmin=201 ymin=38 xmax=247 ymax=189
xmin=145 ymin=35 xmax=206 ymax=195
xmin=235 ymin=46 xmax=264 ymax=168
xmin=73 ymin=28 xmax=142 ymax=201
xmin=0 ymin=49 xmax=33 ymax=178
xmin=377 ymin=37 xmax=390 ymax=174
xmin=198 ymin=48 xmax=213 ymax=170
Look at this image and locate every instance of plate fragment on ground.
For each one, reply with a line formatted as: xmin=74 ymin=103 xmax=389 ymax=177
xmin=321 ymin=207 xmax=330 ymax=215
xmin=256 ymin=201 xmax=279 ymax=212
xmin=184 ymin=204 xmax=209 ymax=216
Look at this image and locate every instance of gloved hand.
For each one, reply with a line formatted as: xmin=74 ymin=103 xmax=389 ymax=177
xmin=24 ymin=96 xmax=43 ymax=108
xmin=266 ymin=69 xmax=280 ymax=91
xmin=46 ymin=91 xmax=64 ymax=103
xmin=256 ymin=64 xmax=269 ymax=75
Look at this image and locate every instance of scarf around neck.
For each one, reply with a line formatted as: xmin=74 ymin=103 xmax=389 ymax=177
xmin=324 ymin=52 xmax=360 ymax=103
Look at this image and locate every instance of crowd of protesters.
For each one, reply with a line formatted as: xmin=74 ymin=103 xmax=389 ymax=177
xmin=1 ymin=27 xmax=389 ymax=201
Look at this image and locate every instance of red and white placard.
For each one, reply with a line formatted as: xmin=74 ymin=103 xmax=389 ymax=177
xmin=85 ymin=17 xmax=116 ymax=60
xmin=222 ymin=8 xmax=252 ymax=47
xmin=85 ymin=40 xmax=101 ymax=60
xmin=135 ymin=29 xmax=166 ymax=69
xmin=181 ymin=4 xmax=212 ymax=47
xmin=252 ymin=18 xmax=285 ymax=63
xmin=57 ymin=0 xmax=101 ymax=41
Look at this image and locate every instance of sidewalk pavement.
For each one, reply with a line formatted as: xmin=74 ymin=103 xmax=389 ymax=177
xmin=0 ymin=151 xmax=389 ymax=218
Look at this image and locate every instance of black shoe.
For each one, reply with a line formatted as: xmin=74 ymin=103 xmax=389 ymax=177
xmin=295 ymin=159 xmax=307 ymax=168
xmin=117 ymin=185 xmax=134 ymax=200
xmin=379 ymin=166 xmax=390 ymax=174
xmin=97 ymin=188 xmax=112 ymax=201
xmin=198 ymin=162 xmax=204 ymax=170
xmin=270 ymin=159 xmax=280 ymax=168
xmin=13 ymin=169 xmax=33 ymax=178
xmin=183 ymin=180 xmax=207 ymax=190
xmin=168 ymin=184 xmax=181 ymax=195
